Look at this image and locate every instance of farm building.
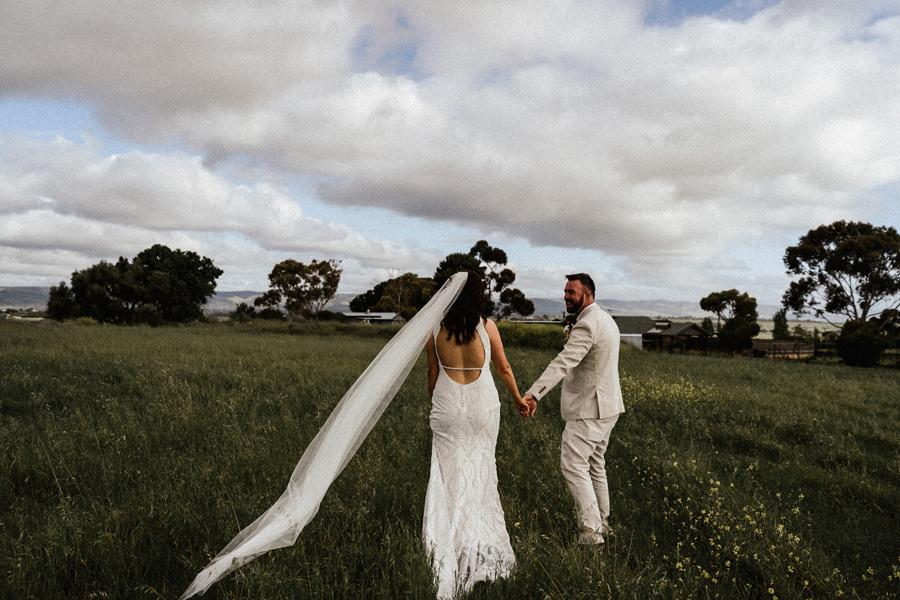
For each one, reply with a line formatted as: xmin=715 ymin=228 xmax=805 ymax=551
xmin=341 ymin=311 xmax=404 ymax=324
xmin=643 ymin=320 xmax=713 ymax=352
xmin=612 ymin=316 xmax=656 ymax=349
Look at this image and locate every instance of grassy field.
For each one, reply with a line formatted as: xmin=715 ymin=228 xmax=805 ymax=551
xmin=1 ymin=320 xmax=898 ymax=599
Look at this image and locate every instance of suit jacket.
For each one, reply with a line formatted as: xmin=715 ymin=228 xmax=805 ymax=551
xmin=526 ymin=303 xmax=624 ymax=420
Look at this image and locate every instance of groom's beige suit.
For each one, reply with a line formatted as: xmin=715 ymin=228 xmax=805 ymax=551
xmin=526 ymin=303 xmax=624 ymax=541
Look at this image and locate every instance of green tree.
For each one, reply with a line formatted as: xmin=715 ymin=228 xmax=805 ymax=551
xmin=68 ymin=259 xmax=133 ymax=323
xmin=371 ymin=273 xmax=436 ymax=319
xmin=350 ymin=273 xmax=436 ymax=319
xmin=497 ymin=287 xmax=535 ymax=320
xmin=719 ymin=318 xmax=759 ymax=353
xmin=54 ymin=246 xmax=222 ymax=324
xmin=255 ymin=259 xmax=342 ymax=319
xmin=349 ymin=284 xmax=385 ymax=312
xmin=772 ymin=308 xmax=790 ymax=340
xmin=783 ymin=221 xmax=900 ymax=367
xmin=791 ymin=324 xmax=810 ymax=342
xmin=434 ymin=242 xmax=534 ymax=319
xmin=783 ymin=221 xmax=900 ymax=325
xmin=700 ymin=289 xmax=760 ymax=327
xmin=700 ymin=289 xmax=761 ymax=353
xmin=46 ymin=281 xmax=75 ymax=320
xmin=433 ymin=253 xmax=484 ymax=289
xmin=700 ymin=316 xmax=715 ymax=335
xmin=469 ymin=240 xmax=518 ymax=317
xmin=131 ymin=244 xmax=223 ymax=322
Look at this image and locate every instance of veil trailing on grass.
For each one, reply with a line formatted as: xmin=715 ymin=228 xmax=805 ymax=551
xmin=180 ymin=272 xmax=468 ymax=598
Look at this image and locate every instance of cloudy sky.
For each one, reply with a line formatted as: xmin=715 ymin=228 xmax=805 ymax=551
xmin=1 ymin=1 xmax=898 ymax=304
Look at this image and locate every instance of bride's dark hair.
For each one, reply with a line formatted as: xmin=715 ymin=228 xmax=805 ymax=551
xmin=442 ymin=271 xmax=486 ymax=344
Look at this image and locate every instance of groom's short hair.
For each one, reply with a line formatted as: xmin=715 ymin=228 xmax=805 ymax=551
xmin=565 ymin=273 xmax=595 ymax=296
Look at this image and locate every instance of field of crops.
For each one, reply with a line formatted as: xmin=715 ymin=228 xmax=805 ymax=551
xmin=1 ymin=320 xmax=898 ymax=599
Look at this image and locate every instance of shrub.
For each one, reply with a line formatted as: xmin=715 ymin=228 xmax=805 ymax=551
xmin=836 ymin=320 xmax=885 ymax=367
xmin=495 ymin=321 xmax=565 ymax=350
xmin=230 ymin=302 xmax=256 ymax=322
xmin=256 ymin=307 xmax=285 ymax=320
xmin=718 ymin=318 xmax=760 ymax=354
xmin=313 ymin=310 xmax=344 ymax=321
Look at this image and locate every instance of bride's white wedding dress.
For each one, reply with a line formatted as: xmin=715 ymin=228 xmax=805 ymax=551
xmin=423 ymin=321 xmax=515 ymax=599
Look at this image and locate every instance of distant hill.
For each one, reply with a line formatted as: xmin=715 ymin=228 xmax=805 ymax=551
xmin=599 ymin=298 xmax=784 ymax=320
xmin=0 ymin=286 xmax=782 ymax=319
xmin=533 ymin=297 xmax=783 ymax=320
xmin=0 ymin=287 xmax=51 ymax=309
xmin=203 ymin=292 xmax=356 ymax=314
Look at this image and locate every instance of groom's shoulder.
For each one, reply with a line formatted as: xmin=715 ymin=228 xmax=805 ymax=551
xmin=580 ymin=305 xmax=617 ymax=333
xmin=579 ymin=304 xmax=605 ymax=323
xmin=572 ymin=307 xmax=601 ymax=333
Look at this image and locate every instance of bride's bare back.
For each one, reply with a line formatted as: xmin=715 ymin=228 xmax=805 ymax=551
xmin=435 ymin=324 xmax=485 ymax=384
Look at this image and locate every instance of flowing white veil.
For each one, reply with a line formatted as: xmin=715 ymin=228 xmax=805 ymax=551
xmin=181 ymin=272 xmax=468 ymax=598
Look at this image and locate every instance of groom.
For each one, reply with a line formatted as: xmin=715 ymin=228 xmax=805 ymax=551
xmin=522 ymin=273 xmax=624 ymax=544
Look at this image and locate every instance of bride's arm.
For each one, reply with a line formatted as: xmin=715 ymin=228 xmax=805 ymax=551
xmin=484 ymin=319 xmax=527 ymax=411
xmin=425 ymin=336 xmax=439 ymax=396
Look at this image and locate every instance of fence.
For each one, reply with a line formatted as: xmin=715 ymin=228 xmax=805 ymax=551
xmin=751 ymin=339 xmax=815 ymax=360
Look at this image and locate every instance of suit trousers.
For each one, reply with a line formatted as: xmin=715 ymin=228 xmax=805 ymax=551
xmin=560 ymin=414 xmax=619 ymax=541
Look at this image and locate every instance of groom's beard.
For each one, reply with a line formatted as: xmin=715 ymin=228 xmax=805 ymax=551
xmin=565 ymin=296 xmax=589 ymax=314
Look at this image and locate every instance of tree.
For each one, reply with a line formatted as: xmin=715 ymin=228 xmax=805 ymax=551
xmin=719 ymin=318 xmax=759 ymax=353
xmin=68 ymin=259 xmax=134 ymax=323
xmin=782 ymin=221 xmax=900 ymax=325
xmin=700 ymin=316 xmax=715 ymax=335
xmin=131 ymin=244 xmax=223 ymax=322
xmin=51 ymin=246 xmax=222 ymax=324
xmin=700 ymin=289 xmax=760 ymax=326
xmin=349 ymin=284 xmax=385 ymax=312
xmin=350 ymin=273 xmax=436 ymax=319
xmin=433 ymin=253 xmax=484 ymax=289
xmin=434 ymin=241 xmax=534 ymax=319
xmin=372 ymin=273 xmax=436 ymax=319
xmin=783 ymin=221 xmax=900 ymax=367
xmin=700 ymin=289 xmax=761 ymax=353
xmin=469 ymin=240 xmax=517 ymax=317
xmin=255 ymin=259 xmax=341 ymax=319
xmin=791 ymin=324 xmax=811 ymax=342
xmin=47 ymin=281 xmax=75 ymax=320
xmin=772 ymin=308 xmax=790 ymax=340
xmin=497 ymin=288 xmax=535 ymax=319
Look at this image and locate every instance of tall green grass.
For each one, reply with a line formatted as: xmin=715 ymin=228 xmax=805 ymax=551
xmin=1 ymin=321 xmax=897 ymax=599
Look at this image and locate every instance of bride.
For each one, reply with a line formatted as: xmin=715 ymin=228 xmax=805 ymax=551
xmin=423 ymin=271 xmax=528 ymax=597
xmin=181 ymin=271 xmax=529 ymax=599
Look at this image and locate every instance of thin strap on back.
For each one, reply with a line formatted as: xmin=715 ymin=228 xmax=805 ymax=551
xmin=432 ymin=325 xmax=444 ymax=368
xmin=477 ymin=319 xmax=490 ymax=369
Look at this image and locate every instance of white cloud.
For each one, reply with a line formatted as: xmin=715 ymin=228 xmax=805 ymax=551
xmin=0 ymin=134 xmax=432 ymax=288
xmin=0 ymin=1 xmax=897 ymax=299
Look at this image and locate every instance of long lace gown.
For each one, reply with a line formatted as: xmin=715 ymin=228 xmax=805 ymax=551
xmin=422 ymin=321 xmax=516 ymax=599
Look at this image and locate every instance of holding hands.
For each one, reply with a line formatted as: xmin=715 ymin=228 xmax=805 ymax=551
xmin=515 ymin=393 xmax=537 ymax=417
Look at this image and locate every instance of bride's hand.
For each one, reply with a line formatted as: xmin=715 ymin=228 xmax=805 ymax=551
xmin=514 ymin=395 xmax=532 ymax=417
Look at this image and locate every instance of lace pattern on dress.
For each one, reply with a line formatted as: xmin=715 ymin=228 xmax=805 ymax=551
xmin=423 ymin=321 xmax=515 ymax=599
